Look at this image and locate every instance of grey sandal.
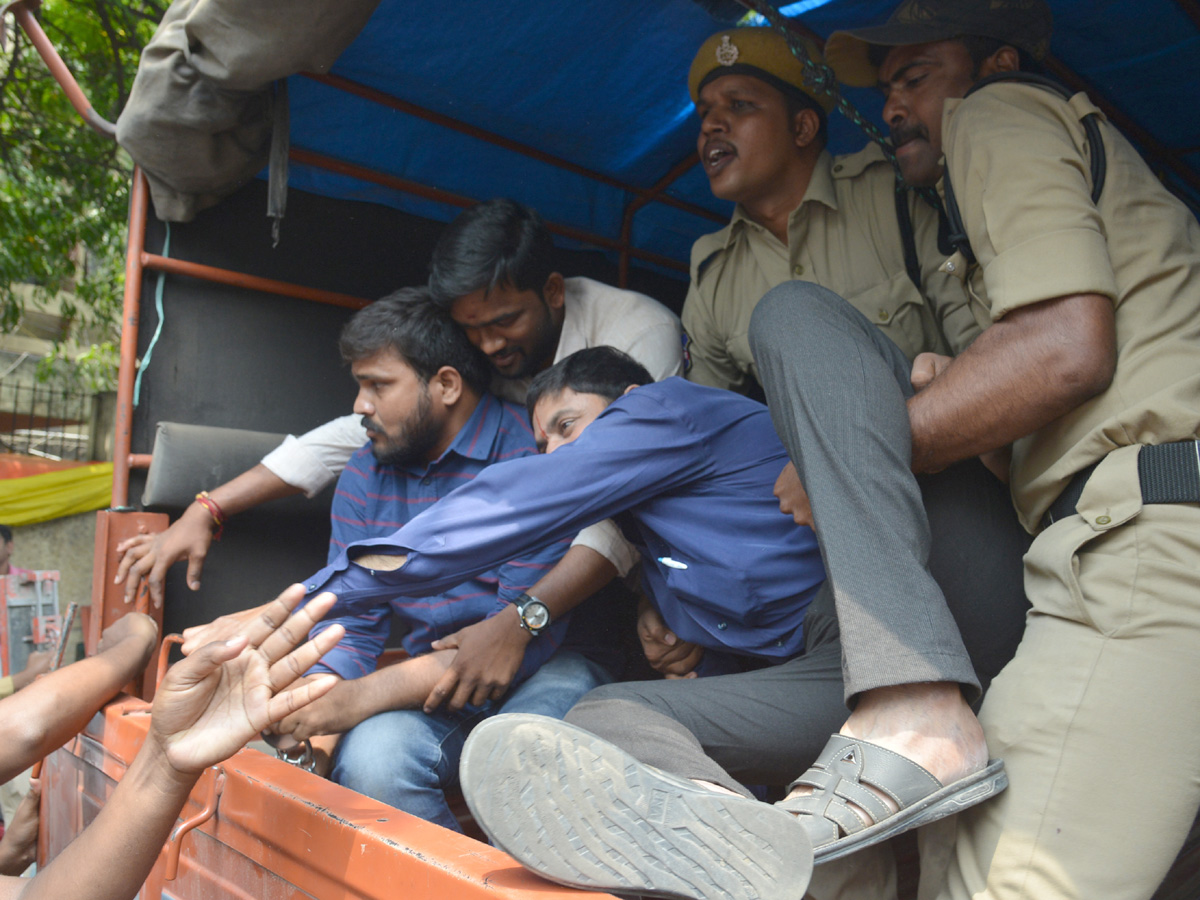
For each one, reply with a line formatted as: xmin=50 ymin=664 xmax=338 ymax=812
xmin=777 ymin=734 xmax=1007 ymax=863
xmin=461 ymin=714 xmax=814 ymax=900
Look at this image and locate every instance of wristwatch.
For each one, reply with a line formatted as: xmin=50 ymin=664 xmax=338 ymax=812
xmin=514 ymin=592 xmax=551 ymax=636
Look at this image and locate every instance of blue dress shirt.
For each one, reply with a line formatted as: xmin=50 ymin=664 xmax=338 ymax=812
xmin=309 ymin=393 xmax=569 ymax=682
xmin=306 ymin=378 xmax=825 ymax=661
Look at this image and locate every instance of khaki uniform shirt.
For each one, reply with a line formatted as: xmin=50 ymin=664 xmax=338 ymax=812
xmin=938 ymin=83 xmax=1200 ymax=531
xmin=682 ymin=144 xmax=978 ymax=394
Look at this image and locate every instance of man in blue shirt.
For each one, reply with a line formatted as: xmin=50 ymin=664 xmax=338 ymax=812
xmin=302 ymin=348 xmax=845 ymax=880
xmin=306 ymin=348 xmax=826 ymax=666
xmin=264 ymin=289 xmax=612 ymax=832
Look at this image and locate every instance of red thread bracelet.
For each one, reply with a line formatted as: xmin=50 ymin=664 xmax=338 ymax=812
xmin=195 ymin=491 xmax=226 ymax=542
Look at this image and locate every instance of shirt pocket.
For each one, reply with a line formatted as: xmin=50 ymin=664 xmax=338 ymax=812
xmin=658 ymin=558 xmax=763 ymax=627
xmin=845 ymin=268 xmax=943 ymax=361
xmin=725 ymin=329 xmax=758 ymax=383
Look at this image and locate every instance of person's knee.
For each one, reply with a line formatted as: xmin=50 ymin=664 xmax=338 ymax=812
xmin=749 ymin=281 xmax=848 ymax=353
xmin=332 ymin=713 xmax=443 ymax=795
xmin=534 ymin=653 xmax=612 ymax=692
xmin=501 ymin=653 xmax=613 ymax=719
xmin=565 ymin=692 xmax=656 ymax=737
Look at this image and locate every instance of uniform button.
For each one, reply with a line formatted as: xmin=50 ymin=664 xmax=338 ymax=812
xmin=717 ymin=622 xmax=728 ymax=630
xmin=776 ymin=640 xmax=784 ymax=647
xmin=878 ymin=309 xmax=891 ymax=322
xmin=945 ymin=261 xmax=957 ymax=273
xmin=1096 ymin=514 xmax=1112 ymax=525
xmin=307 ymin=584 xmax=316 ymax=591
xmin=833 ymin=164 xmax=843 ymax=173
xmin=792 ymin=264 xmax=805 ymax=277
xmin=421 ymin=476 xmax=432 ymax=485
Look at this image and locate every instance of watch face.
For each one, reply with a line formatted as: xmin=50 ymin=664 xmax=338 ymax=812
xmin=522 ymin=601 xmax=551 ymax=630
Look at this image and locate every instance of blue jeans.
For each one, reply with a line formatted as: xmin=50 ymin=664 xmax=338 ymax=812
xmin=330 ymin=650 xmax=611 ymax=831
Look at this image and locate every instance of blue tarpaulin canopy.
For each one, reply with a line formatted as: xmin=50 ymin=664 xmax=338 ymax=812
xmin=120 ymin=0 xmax=1200 ymax=280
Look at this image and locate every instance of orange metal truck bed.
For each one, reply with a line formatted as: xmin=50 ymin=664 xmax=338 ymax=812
xmin=42 ymin=693 xmax=611 ymax=900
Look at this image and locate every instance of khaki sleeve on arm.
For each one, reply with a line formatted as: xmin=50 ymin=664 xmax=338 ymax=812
xmin=681 ymin=281 xmax=747 ymax=393
xmin=944 ymin=88 xmax=1118 ymax=321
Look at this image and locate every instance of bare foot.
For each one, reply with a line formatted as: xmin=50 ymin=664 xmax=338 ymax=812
xmin=782 ymin=682 xmax=987 ymax=823
xmin=839 ymin=682 xmax=987 ymax=785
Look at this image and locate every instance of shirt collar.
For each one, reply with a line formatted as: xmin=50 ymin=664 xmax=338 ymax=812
xmin=398 ymin=392 xmax=504 ymax=475
xmin=719 ymin=149 xmax=839 ymax=250
xmin=441 ymin=392 xmax=504 ymax=463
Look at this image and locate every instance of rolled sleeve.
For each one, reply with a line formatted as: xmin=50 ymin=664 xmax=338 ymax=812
xmin=943 ymin=86 xmax=1118 ymax=320
xmin=261 ymin=414 xmax=367 ymax=496
xmin=983 ymin=228 xmax=1118 ymax=321
xmin=571 ymin=520 xmax=638 ymax=576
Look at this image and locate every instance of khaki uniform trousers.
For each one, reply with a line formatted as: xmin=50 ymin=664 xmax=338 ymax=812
xmin=923 ymin=445 xmax=1200 ymax=900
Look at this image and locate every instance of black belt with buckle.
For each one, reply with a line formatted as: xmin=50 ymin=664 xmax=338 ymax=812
xmin=1041 ymin=440 xmax=1200 ymax=530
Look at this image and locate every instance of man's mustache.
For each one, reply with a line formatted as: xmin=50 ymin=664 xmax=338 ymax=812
xmin=890 ymin=123 xmax=929 ymax=148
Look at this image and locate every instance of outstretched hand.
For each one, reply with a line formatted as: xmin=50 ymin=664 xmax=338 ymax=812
xmin=149 ymin=586 xmax=344 ymax=777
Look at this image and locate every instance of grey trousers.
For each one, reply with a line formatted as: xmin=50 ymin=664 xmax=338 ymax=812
xmin=567 ymin=584 xmax=845 ymax=797
xmin=750 ymin=281 xmax=996 ymax=702
xmin=567 ymin=281 xmax=1030 ymax=796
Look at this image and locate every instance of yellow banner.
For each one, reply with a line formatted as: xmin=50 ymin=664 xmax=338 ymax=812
xmin=0 ymin=463 xmax=114 ymax=525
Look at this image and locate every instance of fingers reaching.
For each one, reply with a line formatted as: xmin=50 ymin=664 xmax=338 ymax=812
xmin=264 ymin=674 xmax=339 ymax=727
xmin=256 ymin=590 xmax=336 ymax=664
xmin=267 ymin=623 xmax=345 ymax=693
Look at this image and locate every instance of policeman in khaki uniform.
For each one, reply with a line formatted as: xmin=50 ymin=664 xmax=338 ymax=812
xmin=682 ymin=27 xmax=979 ymax=399
xmin=817 ymin=1 xmax=1200 ymax=897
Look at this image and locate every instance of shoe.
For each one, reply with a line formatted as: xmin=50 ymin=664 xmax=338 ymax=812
xmin=777 ymin=734 xmax=1007 ymax=863
xmin=460 ymin=714 xmax=813 ymax=900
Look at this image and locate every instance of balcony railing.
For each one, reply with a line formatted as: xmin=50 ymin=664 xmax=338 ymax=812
xmin=0 ymin=380 xmax=95 ymax=461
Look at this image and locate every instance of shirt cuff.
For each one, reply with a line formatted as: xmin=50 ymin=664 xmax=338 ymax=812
xmin=261 ymin=435 xmax=339 ymax=497
xmin=983 ymin=228 xmax=1118 ymax=320
xmin=571 ymin=520 xmax=638 ymax=577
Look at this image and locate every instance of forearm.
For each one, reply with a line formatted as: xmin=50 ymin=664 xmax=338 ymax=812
xmin=3 ymin=743 xmax=196 ymax=900
xmin=205 ymin=464 xmax=300 ymax=518
xmin=528 ymin=545 xmax=617 ymax=619
xmin=908 ymin=293 xmax=1115 ymax=473
xmin=344 ymin=651 xmax=456 ymax=722
xmin=0 ymin=640 xmax=153 ymax=781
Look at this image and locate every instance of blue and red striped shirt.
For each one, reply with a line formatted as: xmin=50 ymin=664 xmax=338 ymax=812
xmin=309 ymin=392 xmax=570 ymax=683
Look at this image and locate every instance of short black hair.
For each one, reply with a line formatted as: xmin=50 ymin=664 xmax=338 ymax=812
xmin=0 ymin=525 xmax=11 ymax=543
xmin=525 ymin=347 xmax=654 ymax=420
xmin=867 ymin=36 xmax=1041 ymax=79
xmin=339 ymin=286 xmax=492 ymax=395
xmin=428 ymin=198 xmax=556 ymax=309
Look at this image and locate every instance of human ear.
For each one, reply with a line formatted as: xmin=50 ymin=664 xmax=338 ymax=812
xmin=979 ymin=45 xmax=1021 ymax=77
xmin=542 ymin=273 xmax=566 ymax=311
xmin=434 ymin=366 xmax=464 ymax=406
xmin=792 ymin=107 xmax=821 ymax=150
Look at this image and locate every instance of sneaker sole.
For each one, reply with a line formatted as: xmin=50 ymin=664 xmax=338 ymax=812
xmin=461 ymin=714 xmax=813 ymax=900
